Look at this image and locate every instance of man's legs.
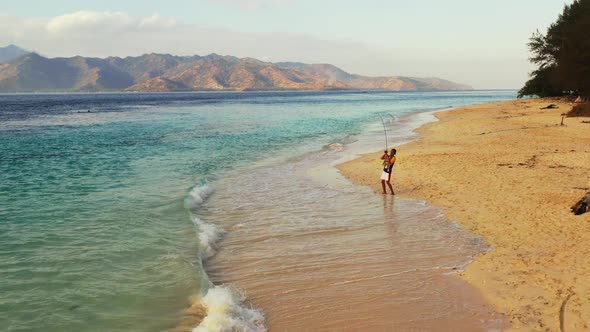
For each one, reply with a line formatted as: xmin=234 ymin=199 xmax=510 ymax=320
xmin=386 ymin=181 xmax=395 ymax=195
xmin=387 ymin=173 xmax=395 ymax=195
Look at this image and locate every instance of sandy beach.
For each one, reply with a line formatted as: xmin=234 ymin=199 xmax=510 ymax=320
xmin=337 ymin=98 xmax=590 ymax=331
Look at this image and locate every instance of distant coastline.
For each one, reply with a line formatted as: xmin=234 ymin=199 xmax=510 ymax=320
xmin=0 ymin=45 xmax=472 ymax=93
xmin=0 ymin=88 xmax=484 ymax=95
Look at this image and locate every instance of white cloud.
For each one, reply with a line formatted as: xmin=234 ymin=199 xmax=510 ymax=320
xmin=45 ymin=11 xmax=178 ymax=35
xmin=206 ymin=0 xmax=293 ymax=10
xmin=47 ymin=11 xmax=131 ymax=33
xmin=138 ymin=14 xmax=178 ymax=29
xmin=0 ymin=11 xmax=365 ymax=59
xmin=0 ymin=11 xmax=524 ymax=88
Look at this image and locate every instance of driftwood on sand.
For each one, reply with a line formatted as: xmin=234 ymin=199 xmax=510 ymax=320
xmin=571 ymin=192 xmax=590 ymax=215
xmin=541 ymin=104 xmax=559 ymax=109
xmin=574 ymin=96 xmax=586 ymax=103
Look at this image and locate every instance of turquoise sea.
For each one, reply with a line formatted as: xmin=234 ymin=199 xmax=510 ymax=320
xmin=0 ymin=90 xmax=516 ymax=331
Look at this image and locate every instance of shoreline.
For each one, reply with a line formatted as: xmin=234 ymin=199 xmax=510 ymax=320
xmin=337 ymin=98 xmax=590 ymax=331
xmin=183 ymin=99 xmax=513 ymax=331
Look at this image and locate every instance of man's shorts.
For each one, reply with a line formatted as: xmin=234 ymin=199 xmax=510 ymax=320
xmin=380 ymin=170 xmax=391 ymax=181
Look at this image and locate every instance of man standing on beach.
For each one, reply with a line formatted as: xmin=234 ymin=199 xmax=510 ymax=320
xmin=380 ymin=148 xmax=396 ymax=195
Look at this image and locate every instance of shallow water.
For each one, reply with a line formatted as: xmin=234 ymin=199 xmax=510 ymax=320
xmin=0 ymin=91 xmax=515 ymax=331
xmin=204 ymin=140 xmax=506 ymax=331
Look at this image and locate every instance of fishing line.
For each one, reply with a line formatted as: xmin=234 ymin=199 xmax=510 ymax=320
xmin=379 ymin=115 xmax=388 ymax=151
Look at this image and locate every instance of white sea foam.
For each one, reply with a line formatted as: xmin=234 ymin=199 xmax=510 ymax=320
xmin=193 ymin=286 xmax=266 ymax=332
xmin=185 ymin=184 xmax=214 ymax=210
xmin=322 ymin=142 xmax=344 ymax=153
xmin=193 ymin=217 xmax=224 ymax=260
xmin=186 ymin=183 xmax=266 ymax=331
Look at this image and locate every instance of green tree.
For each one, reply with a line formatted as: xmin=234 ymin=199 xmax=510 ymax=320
xmin=519 ymin=0 xmax=590 ymax=98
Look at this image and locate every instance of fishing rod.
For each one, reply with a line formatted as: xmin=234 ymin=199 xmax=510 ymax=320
xmin=379 ymin=115 xmax=388 ymax=151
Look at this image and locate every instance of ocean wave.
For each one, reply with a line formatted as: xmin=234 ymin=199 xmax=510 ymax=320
xmin=192 ymin=216 xmax=224 ymax=260
xmin=185 ymin=184 xmax=215 ymax=210
xmin=322 ymin=142 xmax=344 ymax=152
xmin=186 ymin=183 xmax=267 ymax=331
xmin=193 ymin=286 xmax=266 ymax=332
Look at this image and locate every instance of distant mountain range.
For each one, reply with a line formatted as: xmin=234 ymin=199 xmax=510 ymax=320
xmin=0 ymin=45 xmax=472 ymax=92
xmin=0 ymin=45 xmax=29 ymax=63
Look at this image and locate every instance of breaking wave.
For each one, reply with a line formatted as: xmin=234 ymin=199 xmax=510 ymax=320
xmin=193 ymin=286 xmax=266 ymax=332
xmin=185 ymin=184 xmax=266 ymax=331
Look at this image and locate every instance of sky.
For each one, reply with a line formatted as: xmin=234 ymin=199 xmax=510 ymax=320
xmin=0 ymin=0 xmax=572 ymax=89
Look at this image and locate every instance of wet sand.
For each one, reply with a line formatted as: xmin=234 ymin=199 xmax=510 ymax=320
xmin=338 ymin=98 xmax=590 ymax=331
xmin=201 ymin=145 xmax=506 ymax=331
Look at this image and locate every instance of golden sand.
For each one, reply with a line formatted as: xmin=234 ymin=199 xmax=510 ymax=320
xmin=337 ymin=98 xmax=590 ymax=331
